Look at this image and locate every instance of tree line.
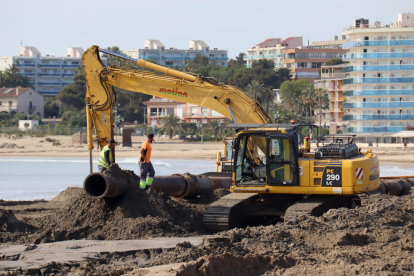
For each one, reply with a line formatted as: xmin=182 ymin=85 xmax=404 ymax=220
xmin=1 ymin=46 xmax=337 ymax=132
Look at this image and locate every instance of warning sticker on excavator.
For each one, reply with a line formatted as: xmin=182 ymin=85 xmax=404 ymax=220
xmin=299 ymin=167 xmax=303 ymax=176
xmin=272 ymin=140 xmax=279 ymax=155
xmin=356 ymin=168 xmax=363 ymax=179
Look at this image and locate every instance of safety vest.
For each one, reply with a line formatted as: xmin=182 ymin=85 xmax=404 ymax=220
xmin=98 ymin=145 xmax=113 ymax=169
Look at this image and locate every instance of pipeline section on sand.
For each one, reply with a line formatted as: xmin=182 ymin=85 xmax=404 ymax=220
xmin=84 ymin=164 xmax=231 ymax=198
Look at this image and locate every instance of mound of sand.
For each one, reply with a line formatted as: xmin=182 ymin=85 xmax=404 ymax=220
xmin=2 ymin=187 xmax=414 ymax=275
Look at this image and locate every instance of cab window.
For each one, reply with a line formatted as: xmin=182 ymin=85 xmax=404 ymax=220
xmin=267 ymin=138 xmax=294 ymax=183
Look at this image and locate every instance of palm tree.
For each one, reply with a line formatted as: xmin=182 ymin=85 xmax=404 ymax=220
xmin=207 ymin=119 xmax=220 ymax=138
xmin=301 ymin=85 xmax=317 ymax=123
xmin=245 ymin=80 xmax=264 ymax=100
xmin=261 ymin=85 xmax=276 ymax=114
xmin=160 ymin=114 xmax=181 ymax=139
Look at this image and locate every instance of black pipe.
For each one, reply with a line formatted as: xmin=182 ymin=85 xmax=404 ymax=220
xmin=84 ymin=165 xmax=231 ymax=198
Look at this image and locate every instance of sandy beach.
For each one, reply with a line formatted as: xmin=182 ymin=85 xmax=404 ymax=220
xmin=0 ymin=135 xmax=224 ymax=160
xmin=2 ymin=134 xmax=414 ymax=166
xmin=1 ymin=134 xmax=414 ymax=275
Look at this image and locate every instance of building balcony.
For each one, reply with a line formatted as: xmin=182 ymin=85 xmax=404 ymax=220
xmin=139 ymin=56 xmax=159 ymax=60
xmin=343 ymin=65 xmax=414 ymax=72
xmin=181 ymin=112 xmax=224 ymax=117
xmin=343 ymin=77 xmax=414 ymax=85
xmin=348 ymin=127 xmax=407 ymax=133
xmin=39 ymin=82 xmax=61 ymax=86
xmin=343 ymin=40 xmax=414 ymax=49
xmin=209 ymin=57 xmax=228 ymax=60
xmin=343 ymin=52 xmax=414 ymax=60
xmin=39 ymin=73 xmax=61 ymax=77
xmin=38 ymin=91 xmax=60 ymax=96
xmin=62 ymin=82 xmax=72 ymax=86
xmin=62 ymin=65 xmax=81 ymax=68
xmin=149 ymin=112 xmax=173 ymax=117
xmin=343 ymin=114 xmax=414 ymax=121
xmin=321 ymin=73 xmax=346 ymax=79
xmin=164 ymin=56 xmax=184 ymax=60
xmin=0 ymin=106 xmax=18 ymax=112
xmin=344 ymin=89 xmax=414 ymax=96
xmin=39 ymin=64 xmax=61 ymax=68
xmin=62 ymin=74 xmax=74 ymax=77
xmin=16 ymin=64 xmax=35 ymax=67
xmin=343 ymin=102 xmax=414 ymax=109
xmin=28 ymin=105 xmax=36 ymax=112
xmin=20 ymin=73 xmax=36 ymax=76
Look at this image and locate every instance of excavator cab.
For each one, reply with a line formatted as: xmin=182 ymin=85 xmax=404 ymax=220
xmin=233 ymin=126 xmax=300 ymax=187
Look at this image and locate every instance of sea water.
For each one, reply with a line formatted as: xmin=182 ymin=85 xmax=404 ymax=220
xmin=0 ymin=157 xmax=412 ymax=201
xmin=0 ymin=157 xmax=216 ymax=201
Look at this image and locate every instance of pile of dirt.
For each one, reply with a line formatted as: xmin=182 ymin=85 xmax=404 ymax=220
xmin=0 ymin=143 xmax=23 ymax=149
xmin=1 ymin=186 xmax=209 ymax=245
xmin=2 ymin=186 xmax=414 ymax=275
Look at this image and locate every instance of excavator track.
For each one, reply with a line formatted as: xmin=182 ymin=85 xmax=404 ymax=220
xmin=283 ymin=195 xmax=361 ymax=222
xmin=203 ymin=193 xmax=258 ymax=232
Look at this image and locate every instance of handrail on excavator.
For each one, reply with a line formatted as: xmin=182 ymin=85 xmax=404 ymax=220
xmin=98 ymin=48 xmax=198 ymax=82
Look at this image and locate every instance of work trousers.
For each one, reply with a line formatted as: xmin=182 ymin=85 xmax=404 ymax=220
xmin=139 ymin=162 xmax=155 ymax=190
xmin=98 ymin=165 xmax=106 ymax=173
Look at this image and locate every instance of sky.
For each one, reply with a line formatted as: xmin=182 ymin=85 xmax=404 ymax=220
xmin=0 ymin=0 xmax=412 ymax=59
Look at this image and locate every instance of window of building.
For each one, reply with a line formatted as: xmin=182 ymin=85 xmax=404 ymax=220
xmin=297 ymin=62 xmax=308 ymax=68
xmin=166 ymin=61 xmax=173 ymax=66
xmin=72 ymin=61 xmax=79 ymax=65
xmin=53 ymin=69 xmax=59 ymax=73
xmin=24 ymin=69 xmax=32 ymax=73
xmin=312 ymin=62 xmax=322 ymax=68
xmin=41 ymin=69 xmax=48 ymax=73
xmin=0 ymin=102 xmax=2 ymax=106
xmin=41 ymin=60 xmax=49 ymax=64
xmin=150 ymin=108 xmax=157 ymax=116
xmin=221 ymin=54 xmax=225 ymax=57
xmin=191 ymin=108 xmax=198 ymax=116
xmin=408 ymin=35 xmax=414 ymax=40
xmin=63 ymin=61 xmax=67 ymax=64
xmin=210 ymin=54 xmax=214 ymax=57
xmin=167 ymin=108 xmax=174 ymax=115
xmin=408 ymin=47 xmax=414 ymax=52
xmin=201 ymin=108 xmax=208 ymax=116
xmin=378 ymin=36 xmax=388 ymax=40
xmin=23 ymin=60 xmax=33 ymax=64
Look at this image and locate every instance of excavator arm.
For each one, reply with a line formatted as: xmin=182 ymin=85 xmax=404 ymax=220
xmin=83 ymin=45 xmax=271 ymax=152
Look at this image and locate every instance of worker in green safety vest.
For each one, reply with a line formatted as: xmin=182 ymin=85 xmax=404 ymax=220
xmin=98 ymin=139 xmax=115 ymax=173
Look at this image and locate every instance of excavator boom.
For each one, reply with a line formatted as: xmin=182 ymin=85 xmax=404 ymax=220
xmin=83 ymin=46 xmax=271 ymax=151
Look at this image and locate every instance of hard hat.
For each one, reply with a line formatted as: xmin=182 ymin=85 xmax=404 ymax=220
xmin=305 ymin=136 xmax=310 ymax=140
xmin=108 ymin=139 xmax=116 ymax=144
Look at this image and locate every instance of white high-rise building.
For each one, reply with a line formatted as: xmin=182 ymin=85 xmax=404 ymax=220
xmin=125 ymin=40 xmax=228 ymax=68
xmin=342 ymin=13 xmax=414 ymax=137
xmin=0 ymin=47 xmax=106 ymax=97
xmin=244 ymin=37 xmax=303 ymax=68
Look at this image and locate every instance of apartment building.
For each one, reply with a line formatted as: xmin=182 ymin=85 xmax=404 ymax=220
xmin=311 ymin=35 xmax=347 ymax=49
xmin=342 ymin=13 xmax=414 ymax=134
xmin=143 ymin=96 xmax=225 ymax=125
xmin=125 ymin=40 xmax=228 ymax=68
xmin=244 ymin=37 xmax=303 ymax=68
xmin=283 ymin=47 xmax=347 ymax=81
xmin=314 ymin=64 xmax=346 ymax=125
xmin=0 ymin=87 xmax=44 ymax=118
xmin=0 ymin=47 xmax=105 ymax=97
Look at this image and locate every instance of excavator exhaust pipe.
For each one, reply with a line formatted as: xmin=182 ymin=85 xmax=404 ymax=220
xmin=84 ymin=165 xmax=231 ymax=199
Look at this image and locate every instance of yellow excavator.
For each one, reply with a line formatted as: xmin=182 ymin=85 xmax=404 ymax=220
xmin=82 ymin=46 xmax=380 ymax=232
